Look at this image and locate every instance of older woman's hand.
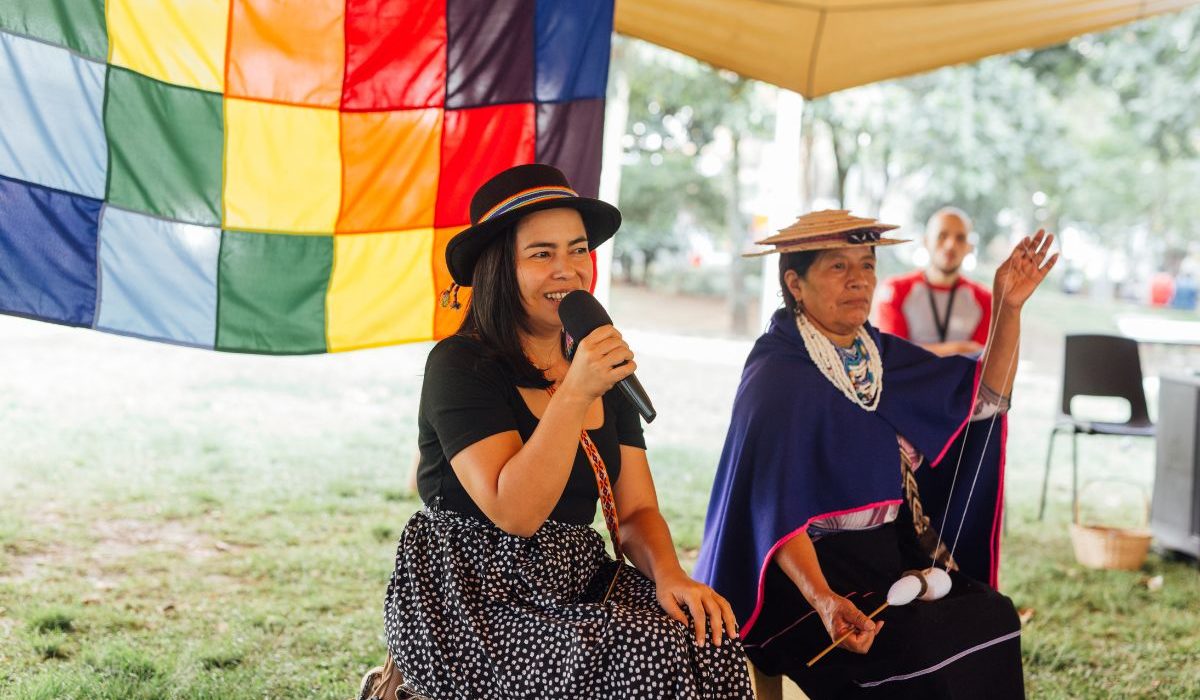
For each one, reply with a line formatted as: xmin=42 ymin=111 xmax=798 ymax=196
xmin=993 ymin=229 xmax=1059 ymax=310
xmin=655 ymin=570 xmax=739 ymax=647
xmin=814 ymin=592 xmax=882 ymax=654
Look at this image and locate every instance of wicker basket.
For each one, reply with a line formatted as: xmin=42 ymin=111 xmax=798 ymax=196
xmin=1069 ymin=481 xmax=1152 ymax=571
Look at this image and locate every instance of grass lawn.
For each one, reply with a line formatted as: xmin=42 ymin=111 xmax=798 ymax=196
xmin=2 ymin=286 xmax=1199 ymax=699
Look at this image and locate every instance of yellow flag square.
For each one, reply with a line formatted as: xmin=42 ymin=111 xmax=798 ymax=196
xmin=108 ymin=0 xmax=230 ymax=92
xmin=223 ymin=98 xmax=341 ymax=233
xmin=326 ymin=230 xmax=435 ymax=351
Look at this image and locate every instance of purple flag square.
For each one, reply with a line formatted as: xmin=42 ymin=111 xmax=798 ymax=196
xmin=446 ymin=0 xmax=535 ymax=109
xmin=537 ymin=99 xmax=605 ymax=198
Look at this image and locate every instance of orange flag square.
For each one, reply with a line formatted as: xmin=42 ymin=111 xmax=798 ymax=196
xmin=226 ymin=0 xmax=345 ymax=107
xmin=337 ymin=108 xmax=442 ymax=233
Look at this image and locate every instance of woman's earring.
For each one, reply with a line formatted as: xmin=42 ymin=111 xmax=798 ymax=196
xmin=793 ymin=300 xmax=804 ymax=315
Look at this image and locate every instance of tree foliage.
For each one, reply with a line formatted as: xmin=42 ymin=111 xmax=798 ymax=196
xmin=612 ymin=37 xmax=771 ymax=292
xmin=615 ymin=6 xmax=1200 ymax=307
xmin=803 ymin=7 xmax=1200 ymax=252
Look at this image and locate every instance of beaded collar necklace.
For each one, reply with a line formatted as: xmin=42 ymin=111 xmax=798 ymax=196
xmin=795 ymin=311 xmax=883 ymax=411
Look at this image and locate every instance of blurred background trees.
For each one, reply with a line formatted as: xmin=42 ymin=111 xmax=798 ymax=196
xmin=610 ymin=7 xmax=1200 ymax=331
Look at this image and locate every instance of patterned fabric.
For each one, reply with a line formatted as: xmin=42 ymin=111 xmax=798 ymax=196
xmin=579 ymin=429 xmax=624 ymax=558
xmin=480 ymin=185 xmax=579 ymax=223
xmin=901 ymin=447 xmax=959 ymax=571
xmin=385 ymin=509 xmax=754 ymax=699
xmin=807 ymin=503 xmax=899 ymax=540
xmin=547 ymin=384 xmax=624 ymax=559
xmin=973 ymin=382 xmax=1011 ymax=421
xmin=836 ymin=337 xmax=878 ymax=406
xmin=0 ymin=1 xmax=613 ymax=353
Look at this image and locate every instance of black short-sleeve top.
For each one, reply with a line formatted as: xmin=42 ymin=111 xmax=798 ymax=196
xmin=416 ymin=334 xmax=647 ymax=526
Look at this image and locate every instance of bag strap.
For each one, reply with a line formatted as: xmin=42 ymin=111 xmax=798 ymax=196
xmin=900 ymin=447 xmax=957 ymax=571
xmin=546 ymin=385 xmax=624 ymax=560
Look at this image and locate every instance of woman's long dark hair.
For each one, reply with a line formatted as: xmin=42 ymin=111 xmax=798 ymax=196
xmin=455 ymin=227 xmax=558 ymax=388
xmin=778 ymin=250 xmax=821 ymax=311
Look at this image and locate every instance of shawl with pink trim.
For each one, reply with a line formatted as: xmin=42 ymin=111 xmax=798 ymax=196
xmin=694 ymin=308 xmax=1005 ymax=636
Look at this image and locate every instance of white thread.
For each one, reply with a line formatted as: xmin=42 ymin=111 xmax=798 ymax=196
xmin=948 ymin=312 xmax=1021 ymax=560
xmin=935 ymin=240 xmax=1034 ymax=566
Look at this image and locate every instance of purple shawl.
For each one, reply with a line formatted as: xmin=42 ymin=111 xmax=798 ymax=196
xmin=694 ymin=309 xmax=1006 ymax=636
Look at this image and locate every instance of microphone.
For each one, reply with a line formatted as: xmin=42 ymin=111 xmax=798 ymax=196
xmin=558 ymin=290 xmax=657 ymax=423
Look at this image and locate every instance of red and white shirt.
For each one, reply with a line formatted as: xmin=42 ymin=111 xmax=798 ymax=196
xmin=873 ymin=270 xmax=992 ymax=347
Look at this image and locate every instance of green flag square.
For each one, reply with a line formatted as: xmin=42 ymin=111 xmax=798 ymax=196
xmin=216 ymin=231 xmax=332 ymax=354
xmin=0 ymin=0 xmax=107 ymax=61
xmin=104 ymin=66 xmax=224 ymax=226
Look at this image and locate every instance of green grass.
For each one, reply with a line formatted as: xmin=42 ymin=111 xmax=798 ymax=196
xmin=2 ymin=288 xmax=1200 ymax=698
xmin=27 ymin=609 xmax=75 ymax=635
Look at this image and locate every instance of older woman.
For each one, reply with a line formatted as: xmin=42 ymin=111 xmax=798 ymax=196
xmin=380 ymin=164 xmax=753 ymax=699
xmin=696 ymin=210 xmax=1056 ymax=698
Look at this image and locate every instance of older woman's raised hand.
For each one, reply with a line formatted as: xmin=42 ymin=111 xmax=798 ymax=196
xmin=993 ymin=229 xmax=1059 ymax=310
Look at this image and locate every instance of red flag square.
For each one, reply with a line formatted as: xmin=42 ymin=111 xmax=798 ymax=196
xmin=342 ymin=0 xmax=446 ymax=110
xmin=435 ymin=103 xmax=536 ymax=228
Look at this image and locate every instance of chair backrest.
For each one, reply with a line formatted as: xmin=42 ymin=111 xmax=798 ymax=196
xmin=1060 ymin=334 xmax=1151 ymax=425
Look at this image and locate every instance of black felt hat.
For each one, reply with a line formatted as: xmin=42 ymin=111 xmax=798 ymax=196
xmin=445 ymin=164 xmax=621 ymax=287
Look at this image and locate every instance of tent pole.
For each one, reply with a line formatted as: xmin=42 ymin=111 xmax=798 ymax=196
xmin=594 ymin=47 xmax=631 ymax=308
xmin=758 ymin=88 xmax=806 ymax=329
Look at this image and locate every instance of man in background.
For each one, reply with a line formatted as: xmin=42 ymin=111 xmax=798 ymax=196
xmin=873 ymin=207 xmax=992 ymax=356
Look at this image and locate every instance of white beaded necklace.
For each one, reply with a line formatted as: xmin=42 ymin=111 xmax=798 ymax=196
xmin=795 ymin=310 xmax=883 ymax=411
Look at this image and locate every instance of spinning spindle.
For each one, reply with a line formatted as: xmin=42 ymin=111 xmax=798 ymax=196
xmin=806 ymin=567 xmax=952 ymax=667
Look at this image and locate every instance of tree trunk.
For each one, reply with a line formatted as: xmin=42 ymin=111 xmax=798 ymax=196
xmin=728 ymin=132 xmax=750 ymax=335
xmin=799 ymin=101 xmax=816 ymax=211
xmin=641 ymin=248 xmax=658 ymax=287
xmin=618 ymin=252 xmax=634 ymax=284
xmin=871 ymin=145 xmax=892 ymax=217
xmin=828 ymin=121 xmax=850 ymax=209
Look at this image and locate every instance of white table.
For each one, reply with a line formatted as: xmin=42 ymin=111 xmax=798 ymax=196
xmin=1116 ymin=314 xmax=1200 ymax=346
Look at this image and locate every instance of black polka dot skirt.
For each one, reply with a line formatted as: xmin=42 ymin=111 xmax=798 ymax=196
xmin=384 ymin=508 xmax=754 ymax=699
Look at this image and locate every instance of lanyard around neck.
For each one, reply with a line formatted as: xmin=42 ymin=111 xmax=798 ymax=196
xmin=924 ymin=277 xmax=960 ymax=343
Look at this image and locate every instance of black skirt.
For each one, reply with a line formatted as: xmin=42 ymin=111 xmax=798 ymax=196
xmin=384 ymin=508 xmax=754 ymax=699
xmin=743 ymin=518 xmax=1024 ymax=699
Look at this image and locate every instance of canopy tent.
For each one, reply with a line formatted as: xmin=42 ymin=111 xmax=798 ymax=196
xmin=615 ymin=0 xmax=1198 ymax=98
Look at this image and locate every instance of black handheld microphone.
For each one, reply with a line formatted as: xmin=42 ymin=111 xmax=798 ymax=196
xmin=558 ymin=290 xmax=657 ymax=423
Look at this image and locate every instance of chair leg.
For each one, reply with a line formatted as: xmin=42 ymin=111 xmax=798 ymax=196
xmin=749 ymin=661 xmax=784 ymax=700
xmin=1070 ymin=430 xmax=1080 ymax=520
xmin=1038 ymin=428 xmax=1059 ymax=520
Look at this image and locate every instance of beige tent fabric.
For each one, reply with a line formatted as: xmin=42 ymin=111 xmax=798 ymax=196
xmin=615 ymin=0 xmax=1198 ymax=97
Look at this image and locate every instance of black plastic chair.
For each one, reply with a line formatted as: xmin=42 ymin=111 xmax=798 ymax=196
xmin=1038 ymin=334 xmax=1156 ymax=520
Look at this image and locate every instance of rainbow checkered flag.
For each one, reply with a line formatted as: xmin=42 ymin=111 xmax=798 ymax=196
xmin=0 ymin=1 xmax=612 ymax=353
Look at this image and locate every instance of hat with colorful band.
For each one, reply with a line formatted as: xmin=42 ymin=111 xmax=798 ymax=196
xmin=445 ymin=163 xmax=621 ymax=287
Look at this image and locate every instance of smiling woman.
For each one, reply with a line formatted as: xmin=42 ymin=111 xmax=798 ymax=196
xmin=513 ymin=208 xmax=594 ymax=337
xmin=373 ymin=164 xmax=753 ymax=699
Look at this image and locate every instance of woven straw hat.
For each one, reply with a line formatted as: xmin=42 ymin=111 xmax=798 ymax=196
xmin=744 ymin=210 xmax=907 ymax=257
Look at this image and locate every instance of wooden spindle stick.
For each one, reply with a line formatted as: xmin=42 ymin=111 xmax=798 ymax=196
xmin=805 ymin=602 xmax=889 ymax=667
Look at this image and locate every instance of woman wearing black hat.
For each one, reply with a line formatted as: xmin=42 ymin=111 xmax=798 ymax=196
xmin=381 ymin=164 xmax=753 ymax=699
